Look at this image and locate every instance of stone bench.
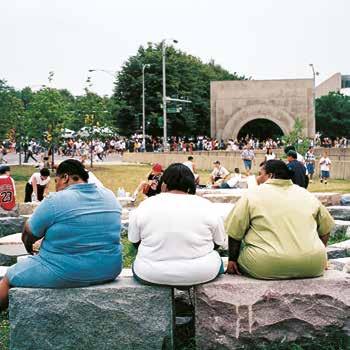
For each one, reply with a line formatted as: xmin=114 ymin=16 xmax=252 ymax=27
xmin=195 ymin=270 xmax=350 ymax=349
xmin=328 ymin=206 xmax=350 ymax=221
xmin=327 ymin=239 xmax=350 ymax=259
xmin=9 ymin=274 xmax=174 ymax=350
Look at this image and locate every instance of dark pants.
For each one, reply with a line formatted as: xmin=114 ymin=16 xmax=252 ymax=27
xmin=24 ymin=183 xmax=45 ymax=202
xmin=24 ymin=151 xmax=37 ymax=163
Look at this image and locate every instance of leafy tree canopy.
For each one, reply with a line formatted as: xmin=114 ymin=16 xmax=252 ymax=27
xmin=316 ymin=92 xmax=350 ymax=139
xmin=112 ymin=42 xmax=247 ymax=136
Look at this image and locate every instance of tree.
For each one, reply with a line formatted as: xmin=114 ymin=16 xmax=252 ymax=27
xmin=112 ymin=43 xmax=247 ymax=136
xmin=282 ymin=118 xmax=310 ymax=155
xmin=0 ymin=80 xmax=24 ymax=141
xmin=25 ymin=87 xmax=71 ymax=166
xmin=316 ymin=92 xmax=350 ymax=139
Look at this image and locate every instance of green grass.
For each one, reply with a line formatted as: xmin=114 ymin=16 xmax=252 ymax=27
xmin=9 ymin=164 xmax=350 ymax=203
xmin=329 ymin=230 xmax=349 ymax=245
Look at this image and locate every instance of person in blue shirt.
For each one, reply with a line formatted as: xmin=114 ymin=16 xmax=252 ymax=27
xmin=0 ymin=159 xmax=122 ymax=310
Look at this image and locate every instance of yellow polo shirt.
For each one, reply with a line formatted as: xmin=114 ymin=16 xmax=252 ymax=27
xmin=225 ymin=179 xmax=334 ymax=279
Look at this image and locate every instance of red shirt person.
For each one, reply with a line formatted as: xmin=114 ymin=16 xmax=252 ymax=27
xmin=0 ymin=166 xmax=16 ymax=211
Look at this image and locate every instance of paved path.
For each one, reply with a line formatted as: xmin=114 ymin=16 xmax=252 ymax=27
xmin=2 ymin=152 xmax=129 ymax=166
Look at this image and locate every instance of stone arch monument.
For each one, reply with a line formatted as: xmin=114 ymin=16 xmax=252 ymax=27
xmin=210 ymin=79 xmax=315 ymax=140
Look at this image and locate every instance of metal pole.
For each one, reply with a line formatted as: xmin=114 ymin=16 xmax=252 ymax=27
xmin=142 ymin=65 xmax=146 ymax=150
xmin=162 ymin=41 xmax=167 ymax=151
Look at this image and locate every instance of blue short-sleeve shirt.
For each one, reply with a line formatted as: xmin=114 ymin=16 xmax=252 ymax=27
xmin=8 ymin=183 xmax=122 ymax=286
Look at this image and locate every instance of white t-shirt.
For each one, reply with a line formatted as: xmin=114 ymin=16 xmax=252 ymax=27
xmin=29 ymin=173 xmax=50 ymax=186
xmin=211 ymin=166 xmax=229 ymax=179
xmin=226 ymin=174 xmax=242 ymax=188
xmin=319 ymin=157 xmax=331 ymax=171
xmin=88 ymin=171 xmax=104 ymax=188
xmin=128 ymin=193 xmax=225 ymax=286
xmin=183 ymin=161 xmax=194 ymax=174
xmin=265 ymin=153 xmax=276 ymax=161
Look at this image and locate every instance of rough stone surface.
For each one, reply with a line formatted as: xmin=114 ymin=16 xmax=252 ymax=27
xmin=9 ymin=277 xmax=174 ymax=350
xmin=329 ymin=257 xmax=350 ymax=271
xmin=327 ymin=240 xmax=350 ymax=259
xmin=328 ymin=206 xmax=350 ymax=221
xmin=202 ymin=193 xmax=242 ymax=204
xmin=341 ymin=194 xmax=350 ymax=206
xmin=195 ymin=271 xmax=350 ymax=349
xmin=0 ymin=217 xmax=25 ymax=237
xmin=0 ymin=206 xmax=19 ymax=218
xmin=312 ymin=192 xmax=341 ymax=206
xmin=332 ymin=220 xmax=350 ymax=237
xmin=17 ymin=202 xmax=38 ymax=216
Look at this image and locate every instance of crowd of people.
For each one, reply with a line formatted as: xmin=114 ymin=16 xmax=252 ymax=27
xmin=0 ymin=133 xmax=349 ymax=165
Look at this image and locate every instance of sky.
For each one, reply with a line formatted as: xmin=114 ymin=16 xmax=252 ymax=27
xmin=0 ymin=0 xmax=348 ymax=96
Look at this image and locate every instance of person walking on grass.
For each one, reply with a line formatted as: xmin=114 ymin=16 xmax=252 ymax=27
xmin=305 ymin=146 xmax=316 ymax=183
xmin=319 ymin=151 xmax=331 ymax=184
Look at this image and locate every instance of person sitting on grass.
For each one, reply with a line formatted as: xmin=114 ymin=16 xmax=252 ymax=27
xmin=131 ymin=163 xmax=163 ymax=201
xmin=0 ymin=159 xmax=122 ymax=310
xmin=183 ymin=156 xmax=200 ymax=185
xmin=24 ymin=168 xmax=51 ymax=202
xmin=214 ymin=168 xmax=242 ymax=189
xmin=128 ymin=163 xmax=226 ymax=287
xmin=210 ymin=160 xmax=230 ymax=187
xmin=225 ymin=160 xmax=334 ymax=279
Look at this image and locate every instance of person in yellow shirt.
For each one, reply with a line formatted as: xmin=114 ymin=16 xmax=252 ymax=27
xmin=225 ymin=160 xmax=334 ymax=279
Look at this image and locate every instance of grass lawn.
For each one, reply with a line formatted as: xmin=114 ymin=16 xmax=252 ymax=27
xmin=10 ymin=164 xmax=350 ymax=203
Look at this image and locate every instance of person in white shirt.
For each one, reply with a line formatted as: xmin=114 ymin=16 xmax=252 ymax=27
xmin=319 ymin=151 xmax=331 ymax=184
xmin=264 ymin=148 xmax=276 ymax=162
xmin=183 ymin=156 xmax=200 ymax=184
xmin=24 ymin=168 xmax=51 ymax=202
xmin=218 ymin=168 xmax=242 ymax=189
xmin=210 ymin=161 xmax=230 ymax=186
xmin=128 ymin=163 xmax=226 ymax=286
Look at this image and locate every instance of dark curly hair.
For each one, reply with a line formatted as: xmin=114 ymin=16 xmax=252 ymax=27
xmin=161 ymin=163 xmax=196 ymax=194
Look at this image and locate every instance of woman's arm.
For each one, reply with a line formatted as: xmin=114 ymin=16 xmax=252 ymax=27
xmin=32 ymin=177 xmax=38 ymax=197
xmin=22 ymin=221 xmax=42 ymax=255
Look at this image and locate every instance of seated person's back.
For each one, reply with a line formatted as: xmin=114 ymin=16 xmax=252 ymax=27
xmin=226 ymin=160 xmax=334 ymax=280
xmin=6 ymin=159 xmax=122 ymax=288
xmin=129 ymin=163 xmax=225 ymax=286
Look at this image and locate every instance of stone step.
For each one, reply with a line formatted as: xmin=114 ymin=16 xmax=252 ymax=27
xmin=340 ymin=193 xmax=350 ymax=206
xmin=18 ymin=202 xmax=39 ymax=216
xmin=312 ymin=192 xmax=341 ymax=206
xmin=327 ymin=206 xmax=350 ymax=220
xmin=0 ymin=265 xmax=8 ymax=279
xmin=0 ymin=233 xmax=27 ymax=257
xmin=194 ymin=270 xmax=350 ymax=349
xmin=329 ymin=257 xmax=350 ymax=272
xmin=332 ymin=220 xmax=350 ymax=237
xmin=327 ymin=239 xmax=350 ymax=259
xmin=9 ymin=276 xmax=174 ymax=350
xmin=0 ymin=217 xmax=25 ymax=237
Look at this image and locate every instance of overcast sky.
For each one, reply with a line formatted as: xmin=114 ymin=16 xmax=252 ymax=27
xmin=0 ymin=0 xmax=348 ymax=96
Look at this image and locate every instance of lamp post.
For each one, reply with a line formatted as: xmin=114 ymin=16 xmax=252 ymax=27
xmin=162 ymin=39 xmax=178 ymax=151
xmin=142 ymin=64 xmax=150 ymax=151
xmin=309 ymin=64 xmax=319 ymax=137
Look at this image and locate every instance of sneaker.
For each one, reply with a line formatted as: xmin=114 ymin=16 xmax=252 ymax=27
xmin=320 ymin=179 xmax=323 ymax=183
xmin=325 ymin=181 xmax=328 ymax=185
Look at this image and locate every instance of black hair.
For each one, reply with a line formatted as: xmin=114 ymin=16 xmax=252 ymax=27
xmin=40 ymin=168 xmax=50 ymax=177
xmin=161 ymin=163 xmax=196 ymax=195
xmin=0 ymin=165 xmax=10 ymax=175
xmin=263 ymin=160 xmax=292 ymax=180
xmin=188 ymin=156 xmax=194 ymax=161
xmin=56 ymin=159 xmax=89 ymax=182
xmin=234 ymin=168 xmax=240 ymax=173
xmin=284 ymin=145 xmax=296 ymax=154
xmin=287 ymin=150 xmax=297 ymax=159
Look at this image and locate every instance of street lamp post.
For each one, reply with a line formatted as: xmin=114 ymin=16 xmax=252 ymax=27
xmin=162 ymin=39 xmax=178 ymax=151
xmin=309 ymin=64 xmax=319 ymax=137
xmin=142 ymin=64 xmax=150 ymax=151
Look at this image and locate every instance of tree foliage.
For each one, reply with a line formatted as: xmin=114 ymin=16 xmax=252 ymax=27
xmin=282 ymin=118 xmax=310 ymax=155
xmin=112 ymin=42 xmax=247 ymax=136
xmin=316 ymin=92 xmax=350 ymax=139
